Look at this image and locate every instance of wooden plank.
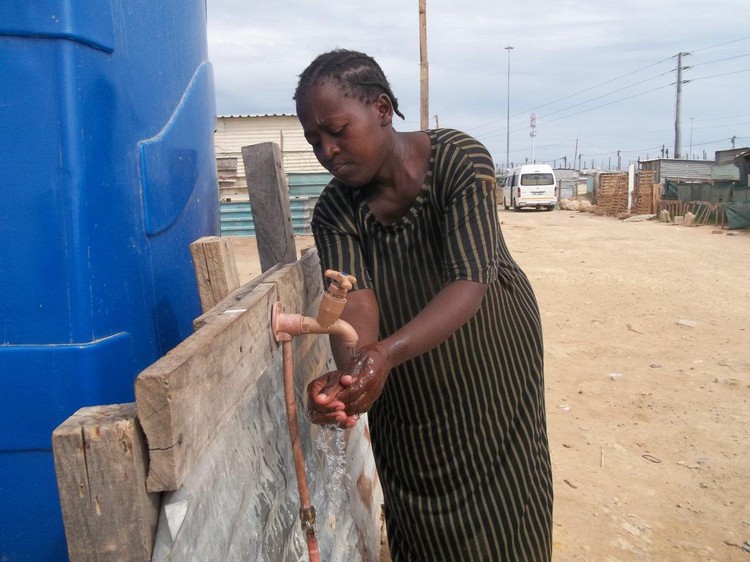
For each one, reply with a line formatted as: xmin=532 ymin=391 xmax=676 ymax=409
xmin=52 ymin=404 xmax=160 ymax=562
xmin=137 ymin=282 xmax=277 ymax=492
xmin=190 ymin=236 xmax=241 ymax=313
xmin=135 ymin=251 xmax=323 ymax=492
xmin=241 ymin=142 xmax=297 ymax=272
xmin=192 ymin=261 xmax=284 ymax=331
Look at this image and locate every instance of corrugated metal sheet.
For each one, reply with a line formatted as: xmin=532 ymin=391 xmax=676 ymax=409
xmin=715 ymin=147 xmax=750 ymax=166
xmin=288 ymin=172 xmax=333 ymax=196
xmin=220 ymin=172 xmax=331 ymax=236
xmin=660 ymin=160 xmax=713 ymax=182
xmin=220 ymin=199 xmax=317 ymax=236
xmin=640 ymin=159 xmax=713 ymax=184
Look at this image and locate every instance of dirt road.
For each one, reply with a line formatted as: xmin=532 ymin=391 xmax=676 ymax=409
xmin=233 ymin=209 xmax=750 ymax=561
xmin=501 ymin=209 xmax=749 ymax=561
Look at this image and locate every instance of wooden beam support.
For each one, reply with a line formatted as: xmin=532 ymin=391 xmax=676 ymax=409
xmin=52 ymin=404 xmax=160 ymax=562
xmin=241 ymin=142 xmax=297 ymax=272
xmin=135 ymin=250 xmax=322 ymax=492
xmin=190 ymin=236 xmax=241 ymax=313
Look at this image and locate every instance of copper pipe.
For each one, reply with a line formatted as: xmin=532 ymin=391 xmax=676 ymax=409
xmin=282 ymin=339 xmax=321 ymax=562
xmin=276 ymin=313 xmax=358 ymax=349
xmin=271 ymin=269 xmax=358 ymax=562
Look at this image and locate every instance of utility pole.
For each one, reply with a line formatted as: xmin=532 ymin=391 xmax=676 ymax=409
xmin=732 ymin=135 xmax=736 ymax=149
xmin=504 ymin=46 xmax=514 ymax=172
xmin=674 ymin=52 xmax=690 ymax=159
xmin=434 ymin=114 xmax=439 ymax=128
xmin=617 ymin=150 xmax=621 ymax=171
xmin=419 ymin=0 xmax=429 ymax=130
xmin=529 ymin=113 xmax=537 ymax=163
xmin=573 ymin=138 xmax=578 ymax=171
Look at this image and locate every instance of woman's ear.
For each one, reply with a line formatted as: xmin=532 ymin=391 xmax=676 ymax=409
xmin=376 ymin=93 xmax=394 ymax=127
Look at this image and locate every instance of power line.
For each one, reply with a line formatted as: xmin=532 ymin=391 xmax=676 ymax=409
xmin=691 ymin=112 xmax=750 ymax=123
xmin=689 ymin=136 xmax=740 ymax=148
xmin=470 ymin=36 xmax=750 ymax=137
xmin=529 ymin=68 xmax=675 ymax=121
xmin=690 ymin=53 xmax=750 ymax=68
xmin=689 ymin=35 xmax=750 ymax=54
xmin=482 ymin=82 xmax=675 ymax=141
xmin=508 ymin=55 xmax=675 ymax=119
xmin=686 ymin=67 xmax=750 ymax=82
xmin=473 ymin=36 xmax=750 ymax=159
xmin=469 ymin=53 xmax=677 ymax=134
xmin=505 ymin=68 xmax=745 ymax=146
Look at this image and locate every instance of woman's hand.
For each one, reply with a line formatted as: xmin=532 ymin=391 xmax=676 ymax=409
xmin=307 ymin=370 xmax=358 ymax=428
xmin=336 ymin=342 xmax=392 ymax=415
xmin=307 ymin=342 xmax=392 ymax=428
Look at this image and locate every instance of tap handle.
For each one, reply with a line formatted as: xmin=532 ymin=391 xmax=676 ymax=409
xmin=324 ymin=270 xmax=357 ymax=295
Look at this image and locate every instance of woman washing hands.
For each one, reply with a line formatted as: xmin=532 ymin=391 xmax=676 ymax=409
xmin=295 ymin=49 xmax=552 ymax=561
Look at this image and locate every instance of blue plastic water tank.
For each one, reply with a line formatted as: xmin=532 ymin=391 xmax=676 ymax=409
xmin=0 ymin=2 xmax=219 ymax=559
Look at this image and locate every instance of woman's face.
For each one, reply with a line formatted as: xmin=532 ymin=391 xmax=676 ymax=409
xmin=296 ymin=80 xmax=393 ymax=187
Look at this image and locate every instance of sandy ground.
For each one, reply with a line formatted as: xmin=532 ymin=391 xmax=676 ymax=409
xmin=232 ymin=210 xmax=750 ymax=561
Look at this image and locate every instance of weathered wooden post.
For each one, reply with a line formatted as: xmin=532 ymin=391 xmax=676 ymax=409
xmin=52 ymin=404 xmax=160 ymax=561
xmin=241 ymin=142 xmax=297 ymax=272
xmin=190 ymin=236 xmax=241 ymax=312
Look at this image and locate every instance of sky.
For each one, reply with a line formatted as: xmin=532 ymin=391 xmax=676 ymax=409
xmin=206 ymin=0 xmax=750 ymax=171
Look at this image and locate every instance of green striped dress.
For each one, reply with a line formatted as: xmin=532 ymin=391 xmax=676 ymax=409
xmin=312 ymin=129 xmax=553 ymax=561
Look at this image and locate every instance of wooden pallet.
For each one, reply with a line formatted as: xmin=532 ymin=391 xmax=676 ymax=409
xmin=598 ymin=173 xmax=629 ymax=216
xmin=632 ymin=170 xmax=657 ymax=215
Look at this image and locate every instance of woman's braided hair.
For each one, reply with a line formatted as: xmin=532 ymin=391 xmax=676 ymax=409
xmin=294 ymin=49 xmax=405 ymax=120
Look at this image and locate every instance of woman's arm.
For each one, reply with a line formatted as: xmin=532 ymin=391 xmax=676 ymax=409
xmin=308 ymin=280 xmax=487 ymax=423
xmin=380 ymin=279 xmax=487 ymax=366
xmin=334 ymin=279 xmax=487 ymax=415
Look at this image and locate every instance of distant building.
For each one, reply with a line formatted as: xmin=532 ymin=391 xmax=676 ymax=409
xmin=638 ymin=158 xmax=714 ymax=185
xmin=213 ymin=114 xmax=329 ymax=202
xmin=713 ymin=147 xmax=750 ymax=182
xmin=639 ymin=148 xmax=749 ymax=186
xmin=213 ymin=114 xmax=332 ymax=235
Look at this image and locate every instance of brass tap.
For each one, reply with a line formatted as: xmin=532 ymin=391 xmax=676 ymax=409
xmin=316 ymin=270 xmax=356 ymax=329
xmin=272 ymin=270 xmax=359 ymax=349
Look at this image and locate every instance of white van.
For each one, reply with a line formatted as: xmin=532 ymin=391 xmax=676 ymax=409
xmin=502 ymin=164 xmax=557 ymax=211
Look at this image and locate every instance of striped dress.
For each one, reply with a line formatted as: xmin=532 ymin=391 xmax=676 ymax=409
xmin=311 ymin=129 xmax=553 ymax=561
